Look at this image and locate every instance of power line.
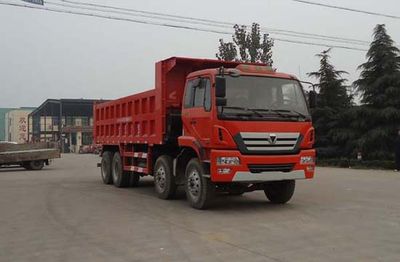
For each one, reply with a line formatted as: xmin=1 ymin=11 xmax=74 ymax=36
xmin=0 ymin=1 xmax=367 ymax=51
xmin=47 ymin=0 xmax=368 ymax=46
xmin=55 ymin=0 xmax=370 ymax=46
xmin=290 ymin=0 xmax=400 ymax=19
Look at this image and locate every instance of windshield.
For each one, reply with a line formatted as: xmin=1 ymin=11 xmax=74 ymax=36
xmin=219 ymin=76 xmax=310 ymax=121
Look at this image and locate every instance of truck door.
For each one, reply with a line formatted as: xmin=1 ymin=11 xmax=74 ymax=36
xmin=182 ymin=77 xmax=212 ymax=147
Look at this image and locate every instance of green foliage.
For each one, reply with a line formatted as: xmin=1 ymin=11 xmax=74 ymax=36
xmin=352 ymin=24 xmax=400 ymax=160
xmin=307 ymin=49 xmax=353 ymax=158
xmin=308 ymin=49 xmax=352 ymax=108
xmin=354 ymin=24 xmax=400 ymax=108
xmin=216 ymin=23 xmax=274 ymax=65
xmin=216 ymin=39 xmax=237 ymax=62
xmin=309 ymin=25 xmax=400 ymax=161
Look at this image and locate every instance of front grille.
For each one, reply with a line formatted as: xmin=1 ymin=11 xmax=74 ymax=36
xmin=248 ymin=163 xmax=295 ymax=173
xmin=237 ymin=132 xmax=301 ymax=154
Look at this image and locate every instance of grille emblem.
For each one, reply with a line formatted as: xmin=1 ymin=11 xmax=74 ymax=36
xmin=268 ymin=134 xmax=277 ymax=144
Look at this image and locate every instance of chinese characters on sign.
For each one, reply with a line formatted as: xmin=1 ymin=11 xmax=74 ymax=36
xmin=18 ymin=117 xmax=27 ymax=143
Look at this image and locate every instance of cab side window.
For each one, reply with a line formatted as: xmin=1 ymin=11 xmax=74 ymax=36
xmin=203 ymin=79 xmax=211 ymax=111
xmin=184 ymin=79 xmax=196 ymax=108
xmin=194 ymin=83 xmax=205 ymax=107
xmin=184 ymin=78 xmax=211 ymax=111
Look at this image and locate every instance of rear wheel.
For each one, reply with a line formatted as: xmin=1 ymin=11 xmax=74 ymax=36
xmin=112 ymin=152 xmax=130 ymax=188
xmin=22 ymin=162 xmax=32 ymax=170
xmin=29 ymin=160 xmax=44 ymax=170
xmin=185 ymin=158 xmax=215 ymax=209
xmin=264 ymin=180 xmax=295 ymax=204
xmin=101 ymin=151 xmax=113 ymax=184
xmin=154 ymin=155 xmax=176 ymax=199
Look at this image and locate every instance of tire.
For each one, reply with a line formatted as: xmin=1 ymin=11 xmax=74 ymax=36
xmin=112 ymin=152 xmax=130 ymax=188
xmin=153 ymin=155 xmax=177 ymax=199
xmin=22 ymin=162 xmax=32 ymax=170
xmin=264 ymin=180 xmax=295 ymax=204
xmin=101 ymin=151 xmax=113 ymax=184
xmin=130 ymin=172 xmax=140 ymax=187
xmin=29 ymin=160 xmax=44 ymax=170
xmin=185 ymin=158 xmax=215 ymax=209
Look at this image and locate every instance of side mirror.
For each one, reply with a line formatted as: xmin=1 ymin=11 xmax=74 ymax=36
xmin=215 ymin=77 xmax=226 ymax=98
xmin=216 ymin=97 xmax=227 ymax=107
xmin=308 ymin=91 xmax=317 ymax=109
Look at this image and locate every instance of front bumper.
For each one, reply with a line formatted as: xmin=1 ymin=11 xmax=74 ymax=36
xmin=210 ymin=149 xmax=315 ymax=183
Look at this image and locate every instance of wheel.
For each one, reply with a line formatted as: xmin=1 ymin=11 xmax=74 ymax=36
xmin=112 ymin=152 xmax=130 ymax=188
xmin=29 ymin=160 xmax=44 ymax=170
xmin=264 ymin=180 xmax=295 ymax=204
xmin=185 ymin=158 xmax=215 ymax=209
xmin=22 ymin=162 xmax=32 ymax=170
xmin=130 ymin=172 xmax=140 ymax=187
xmin=101 ymin=151 xmax=113 ymax=184
xmin=153 ymin=155 xmax=177 ymax=199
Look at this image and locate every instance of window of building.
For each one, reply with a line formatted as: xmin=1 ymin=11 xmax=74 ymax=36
xmin=82 ymin=132 xmax=93 ymax=145
xmin=81 ymin=117 xmax=89 ymax=127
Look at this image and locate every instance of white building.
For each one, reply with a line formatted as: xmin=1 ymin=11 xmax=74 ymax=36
xmin=5 ymin=108 xmax=34 ymax=143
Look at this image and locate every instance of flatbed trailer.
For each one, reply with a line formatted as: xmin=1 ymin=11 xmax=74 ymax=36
xmin=95 ymin=57 xmax=316 ymax=209
xmin=0 ymin=142 xmax=61 ymax=170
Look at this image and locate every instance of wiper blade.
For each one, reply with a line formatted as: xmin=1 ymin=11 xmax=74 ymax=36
xmin=222 ymin=106 xmax=263 ymax=117
xmin=272 ymin=109 xmax=308 ymax=119
xmin=248 ymin=108 xmax=287 ymax=118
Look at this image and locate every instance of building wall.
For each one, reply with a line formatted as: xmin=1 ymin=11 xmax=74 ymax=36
xmin=5 ymin=109 xmax=33 ymax=143
xmin=62 ymin=116 xmax=93 ymax=153
xmin=0 ymin=108 xmax=15 ymax=141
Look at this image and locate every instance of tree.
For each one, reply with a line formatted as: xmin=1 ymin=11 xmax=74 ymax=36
xmin=308 ymin=48 xmax=352 ymax=109
xmin=216 ymin=39 xmax=237 ymax=61
xmin=216 ymin=23 xmax=274 ymax=65
xmin=307 ymin=49 xmax=353 ymax=158
xmin=353 ymin=24 xmax=400 ymax=160
xmin=355 ymin=24 xmax=400 ymax=108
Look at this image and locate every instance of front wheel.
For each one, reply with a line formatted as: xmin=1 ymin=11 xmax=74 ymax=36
xmin=264 ymin=180 xmax=295 ymax=204
xmin=185 ymin=158 xmax=215 ymax=209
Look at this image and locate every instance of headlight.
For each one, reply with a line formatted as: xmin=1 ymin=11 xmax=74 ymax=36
xmin=300 ymin=156 xmax=315 ymax=165
xmin=216 ymin=156 xmax=240 ymax=165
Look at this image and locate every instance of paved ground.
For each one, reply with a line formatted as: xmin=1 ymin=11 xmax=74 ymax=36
xmin=0 ymin=154 xmax=399 ymax=262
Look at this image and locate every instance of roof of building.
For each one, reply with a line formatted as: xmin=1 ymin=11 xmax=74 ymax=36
xmin=29 ymin=99 xmax=109 ymax=117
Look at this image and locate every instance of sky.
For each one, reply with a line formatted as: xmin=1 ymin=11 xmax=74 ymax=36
xmin=0 ymin=0 xmax=399 ymax=108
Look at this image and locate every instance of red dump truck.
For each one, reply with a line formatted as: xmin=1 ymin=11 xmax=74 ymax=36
xmin=94 ymin=57 xmax=316 ymax=209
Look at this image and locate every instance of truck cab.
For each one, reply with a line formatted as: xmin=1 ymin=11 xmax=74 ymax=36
xmin=176 ymin=64 xmax=315 ymax=208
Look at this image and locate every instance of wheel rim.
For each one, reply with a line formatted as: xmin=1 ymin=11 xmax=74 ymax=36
xmin=33 ymin=161 xmax=41 ymax=167
xmin=187 ymin=169 xmax=201 ymax=201
xmin=112 ymin=159 xmax=119 ymax=182
xmin=155 ymin=166 xmax=166 ymax=192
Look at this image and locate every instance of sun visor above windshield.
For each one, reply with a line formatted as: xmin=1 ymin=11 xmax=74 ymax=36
xmin=235 ymin=64 xmax=275 ymax=73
